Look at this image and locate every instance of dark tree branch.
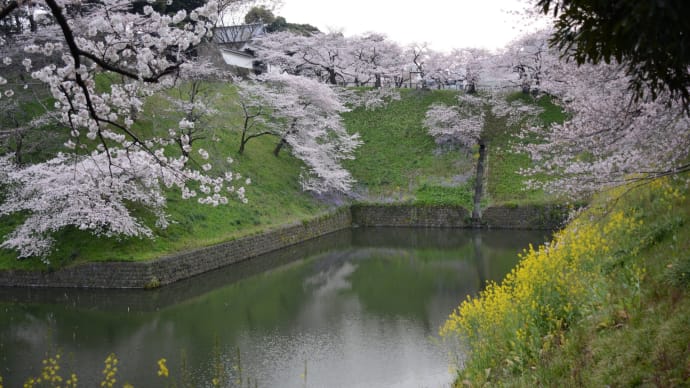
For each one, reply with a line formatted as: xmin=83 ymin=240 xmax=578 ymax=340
xmin=43 ymin=0 xmax=184 ymax=173
xmin=0 ymin=1 xmax=18 ymax=21
xmin=244 ymin=131 xmax=276 ymax=142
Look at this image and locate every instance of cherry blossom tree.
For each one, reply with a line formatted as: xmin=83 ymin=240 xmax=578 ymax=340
xmin=500 ymin=29 xmax=554 ymax=94
xmin=456 ymin=48 xmax=492 ymax=93
xmin=346 ymin=33 xmax=404 ymax=87
xmin=424 ymin=89 xmax=547 ymax=221
xmin=405 ymin=43 xmax=431 ymax=88
xmin=423 ymin=92 xmax=488 ymax=220
xmin=423 ymin=92 xmax=543 ymax=148
xmin=254 ymin=30 xmax=414 ymax=90
xmin=0 ymin=83 xmax=63 ymax=165
xmin=537 ymin=0 xmax=690 ymax=108
xmin=0 ymin=150 xmax=246 ymax=260
xmin=500 ymin=3 xmax=690 ymax=197
xmin=253 ymin=31 xmax=353 ymax=84
xmin=423 ymin=93 xmax=486 ymax=148
xmin=166 ymin=84 xmax=218 ymax=162
xmin=336 ymin=86 xmax=401 ymax=111
xmin=488 ymin=94 xmax=544 ymax=127
xmin=0 ymin=0 xmax=249 ymax=259
xmin=235 ymin=73 xmax=362 ymax=193
xmin=423 ymin=51 xmax=454 ymax=89
xmin=520 ymin=59 xmax=690 ymax=197
xmin=162 ymin=61 xmax=230 ymax=163
xmin=234 ymin=77 xmax=277 ymax=155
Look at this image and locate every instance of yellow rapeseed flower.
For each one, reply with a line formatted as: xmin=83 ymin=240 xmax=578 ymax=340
xmin=440 ymin=179 xmax=665 ymax=383
xmin=101 ymin=353 xmax=119 ymax=388
xmin=66 ymin=373 xmax=78 ymax=388
xmin=157 ymin=358 xmax=169 ymax=378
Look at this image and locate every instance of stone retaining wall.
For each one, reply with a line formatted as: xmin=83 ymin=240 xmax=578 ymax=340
xmin=351 ymin=204 xmax=471 ymax=227
xmin=350 ymin=204 xmax=569 ymax=230
xmin=0 ymin=204 xmax=570 ymax=289
xmin=481 ymin=204 xmax=570 ymax=230
xmin=0 ymin=208 xmax=352 ymax=289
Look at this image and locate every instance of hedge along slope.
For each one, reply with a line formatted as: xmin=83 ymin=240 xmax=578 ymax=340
xmin=440 ymin=177 xmax=690 ymax=386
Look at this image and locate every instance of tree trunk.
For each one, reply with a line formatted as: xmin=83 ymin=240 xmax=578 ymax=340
xmin=29 ymin=13 xmax=37 ymax=32
xmin=472 ymin=233 xmax=487 ymax=287
xmin=273 ymin=138 xmax=287 ymax=156
xmin=13 ymin=131 xmax=23 ymax=165
xmin=176 ymin=138 xmax=190 ymax=161
xmin=327 ymin=69 xmax=337 ymax=85
xmin=374 ymin=74 xmax=382 ymax=88
xmin=467 ymin=83 xmax=476 ymax=94
xmin=14 ymin=14 xmax=21 ymax=33
xmin=239 ymin=123 xmax=248 ymax=155
xmin=471 ymin=139 xmax=486 ymax=225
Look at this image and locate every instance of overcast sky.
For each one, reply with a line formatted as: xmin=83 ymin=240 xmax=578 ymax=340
xmin=277 ymin=0 xmax=543 ymax=52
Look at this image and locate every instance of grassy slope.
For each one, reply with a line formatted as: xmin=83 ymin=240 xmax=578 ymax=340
xmin=342 ymin=89 xmax=476 ymax=208
xmin=528 ymin=183 xmax=690 ymax=387
xmin=485 ymin=93 xmax=566 ymax=206
xmin=441 ymin=177 xmax=690 ymax=386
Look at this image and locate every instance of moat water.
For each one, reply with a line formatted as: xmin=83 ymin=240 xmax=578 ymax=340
xmin=0 ymin=227 xmax=548 ymax=387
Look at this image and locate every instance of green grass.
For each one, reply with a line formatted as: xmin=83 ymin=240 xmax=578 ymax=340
xmin=485 ymin=93 xmax=566 ymax=206
xmin=343 ymin=89 xmax=475 ymax=202
xmin=413 ymin=182 xmax=474 ymax=208
xmin=0 ymin=87 xmax=68 ymax=165
xmin=515 ymin=182 xmax=690 ymax=386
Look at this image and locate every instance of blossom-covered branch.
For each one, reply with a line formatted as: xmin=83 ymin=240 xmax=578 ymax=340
xmin=520 ymin=59 xmax=690 ymax=196
xmin=0 ymin=0 xmax=251 ymax=259
xmin=235 ymin=73 xmax=361 ymax=193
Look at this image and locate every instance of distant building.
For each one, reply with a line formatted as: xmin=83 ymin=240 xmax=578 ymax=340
xmin=211 ymin=23 xmax=269 ymax=73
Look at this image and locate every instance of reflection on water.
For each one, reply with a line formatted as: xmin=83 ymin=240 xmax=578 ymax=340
xmin=0 ymin=227 xmax=548 ymax=387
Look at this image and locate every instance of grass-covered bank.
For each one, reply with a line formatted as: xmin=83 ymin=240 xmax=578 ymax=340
xmin=484 ymin=93 xmax=566 ymax=206
xmin=343 ymin=89 xmax=476 ymax=208
xmin=440 ymin=176 xmax=690 ymax=386
xmin=341 ymin=90 xmax=567 ymax=210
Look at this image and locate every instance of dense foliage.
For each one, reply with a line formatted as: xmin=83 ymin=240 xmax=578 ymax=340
xmin=0 ymin=0 xmax=254 ymax=260
xmin=538 ymin=0 xmax=690 ymax=107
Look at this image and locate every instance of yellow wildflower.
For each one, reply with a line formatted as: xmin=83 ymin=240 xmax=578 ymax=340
xmin=157 ymin=358 xmax=169 ymax=378
xmin=101 ymin=353 xmax=118 ymax=388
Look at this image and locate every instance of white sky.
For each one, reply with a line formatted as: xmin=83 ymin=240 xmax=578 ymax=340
xmin=277 ymin=0 xmax=540 ymax=52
